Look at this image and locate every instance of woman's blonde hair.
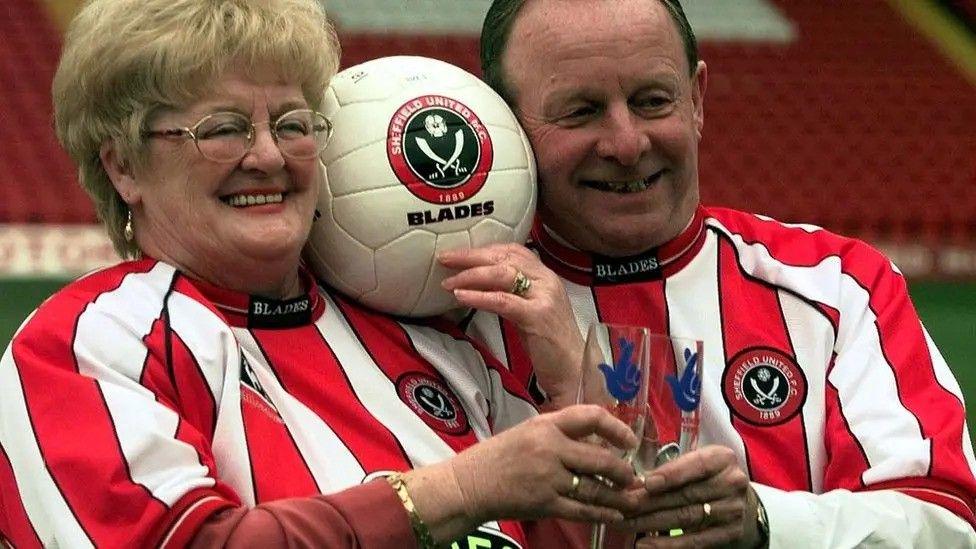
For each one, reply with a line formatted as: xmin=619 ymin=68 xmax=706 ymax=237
xmin=53 ymin=0 xmax=341 ymax=257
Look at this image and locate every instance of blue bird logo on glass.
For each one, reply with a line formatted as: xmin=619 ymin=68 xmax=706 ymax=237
xmin=598 ymin=337 xmax=642 ymax=401
xmin=666 ymin=348 xmax=701 ymax=412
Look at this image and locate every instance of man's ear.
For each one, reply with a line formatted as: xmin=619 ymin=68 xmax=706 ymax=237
xmin=692 ymin=60 xmax=707 ymax=141
xmin=99 ymin=140 xmax=141 ymax=205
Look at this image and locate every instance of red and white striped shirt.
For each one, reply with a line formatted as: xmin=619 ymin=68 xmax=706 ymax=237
xmin=0 ymin=259 xmax=535 ymax=548
xmin=467 ymin=205 xmax=976 ymax=544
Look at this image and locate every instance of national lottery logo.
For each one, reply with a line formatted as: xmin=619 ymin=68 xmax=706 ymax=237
xmin=387 ymin=95 xmax=494 ymax=205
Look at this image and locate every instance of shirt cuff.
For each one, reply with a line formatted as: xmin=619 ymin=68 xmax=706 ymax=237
xmin=323 ymin=478 xmax=416 ymax=548
xmin=752 ymin=482 xmax=822 ymax=549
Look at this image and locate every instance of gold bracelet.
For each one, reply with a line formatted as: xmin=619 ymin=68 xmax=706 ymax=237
xmin=387 ymin=472 xmax=437 ymax=549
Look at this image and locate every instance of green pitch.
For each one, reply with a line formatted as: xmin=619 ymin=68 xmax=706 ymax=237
xmin=1 ymin=279 xmax=974 ymax=440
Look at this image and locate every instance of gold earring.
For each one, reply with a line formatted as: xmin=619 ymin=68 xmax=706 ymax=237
xmin=124 ymin=210 xmax=134 ymax=242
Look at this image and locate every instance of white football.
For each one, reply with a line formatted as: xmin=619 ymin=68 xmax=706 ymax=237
xmin=305 ymin=56 xmax=537 ymax=317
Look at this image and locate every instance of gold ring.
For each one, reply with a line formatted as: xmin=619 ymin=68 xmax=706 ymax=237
xmin=701 ymin=502 xmax=712 ymax=526
xmin=511 ymin=270 xmax=532 ymax=297
xmin=569 ymin=474 xmax=581 ymax=498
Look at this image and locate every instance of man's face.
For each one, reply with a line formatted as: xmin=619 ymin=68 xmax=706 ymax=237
xmin=503 ymin=0 xmax=706 ymax=256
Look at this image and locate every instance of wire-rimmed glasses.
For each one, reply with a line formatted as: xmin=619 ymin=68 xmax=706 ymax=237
xmin=143 ymin=108 xmax=332 ymax=162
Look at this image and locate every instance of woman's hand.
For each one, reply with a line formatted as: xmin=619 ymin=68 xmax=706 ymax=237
xmin=439 ymin=244 xmax=583 ymax=407
xmin=405 ymin=405 xmax=640 ymax=542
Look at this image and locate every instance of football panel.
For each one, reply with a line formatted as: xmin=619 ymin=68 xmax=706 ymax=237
xmin=305 ymin=172 xmax=379 ymax=297
xmin=324 ymin=139 xmax=398 ymax=196
xmin=409 ymin=230 xmax=472 ymax=317
xmin=329 ymin=56 xmax=492 ymax=108
xmin=358 ymin=229 xmax=438 ymax=315
xmin=514 ymin=122 xmax=538 ymax=237
xmin=445 ymin=86 xmax=522 ymax=133
xmin=468 ymin=217 xmax=519 ymax=248
xmin=320 ymin=106 xmax=392 ymax=168
xmin=474 ymin=168 xmax=536 ymax=228
xmin=480 ymin=123 xmax=532 ymax=171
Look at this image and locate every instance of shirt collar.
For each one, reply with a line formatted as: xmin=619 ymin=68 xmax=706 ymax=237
xmin=188 ymin=267 xmax=325 ymax=329
xmin=531 ymin=206 xmax=707 ymax=285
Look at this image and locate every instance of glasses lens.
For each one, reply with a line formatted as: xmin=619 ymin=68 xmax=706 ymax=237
xmin=275 ymin=110 xmax=331 ymax=159
xmin=194 ymin=112 xmax=251 ymax=162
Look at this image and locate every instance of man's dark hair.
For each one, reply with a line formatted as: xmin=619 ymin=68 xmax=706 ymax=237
xmin=480 ymin=0 xmax=699 ymax=103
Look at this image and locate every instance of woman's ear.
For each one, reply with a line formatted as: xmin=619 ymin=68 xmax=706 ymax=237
xmin=100 ymin=139 xmax=141 ymax=205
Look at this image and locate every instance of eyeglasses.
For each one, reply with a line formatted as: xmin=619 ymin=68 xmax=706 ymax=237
xmin=143 ymin=108 xmax=332 ymax=163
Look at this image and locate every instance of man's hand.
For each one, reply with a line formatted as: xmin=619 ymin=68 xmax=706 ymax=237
xmin=615 ymin=445 xmax=762 ymax=548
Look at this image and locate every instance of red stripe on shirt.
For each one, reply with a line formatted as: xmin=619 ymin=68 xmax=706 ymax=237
xmin=157 ymin=491 xmax=236 ymax=549
xmin=844 ymin=256 xmax=973 ymax=485
xmin=706 ymin=207 xmax=846 ymax=268
xmin=335 ymin=297 xmax=481 ymax=454
xmin=499 ymin=317 xmax=534 ymax=390
xmin=717 ymin=238 xmax=812 ymax=491
xmin=11 ymin=274 xmax=174 ymax=546
xmin=141 ymin=319 xmax=218 ymax=444
xmin=238 ymin=384 xmax=321 ymax=503
xmin=252 ymin=324 xmax=411 ymax=475
xmin=429 ymin=318 xmax=534 ymax=406
xmin=0 ymin=441 xmax=42 ymax=549
xmin=592 ymin=282 xmax=667 ymax=335
xmin=824 ymin=373 xmax=871 ymax=491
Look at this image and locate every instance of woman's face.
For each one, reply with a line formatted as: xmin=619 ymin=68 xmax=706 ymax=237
xmin=123 ymin=69 xmax=321 ymax=294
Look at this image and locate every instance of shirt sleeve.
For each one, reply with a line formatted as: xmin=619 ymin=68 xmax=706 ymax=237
xmin=784 ymin=240 xmax=976 ymax=541
xmin=0 ymin=277 xmax=425 ymax=549
xmin=0 ymin=285 xmax=240 ymax=548
xmin=187 ymin=479 xmax=416 ymax=548
xmin=755 ymin=483 xmax=976 ymax=549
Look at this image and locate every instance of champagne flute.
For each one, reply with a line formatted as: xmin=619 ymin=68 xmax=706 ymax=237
xmin=634 ymin=334 xmax=702 ymax=468
xmin=577 ymin=322 xmax=651 ymax=549
xmin=632 ymin=334 xmax=703 ymax=540
xmin=578 ymin=325 xmax=704 ymax=548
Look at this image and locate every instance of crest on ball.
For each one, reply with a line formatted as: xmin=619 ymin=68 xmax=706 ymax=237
xmin=387 ymin=95 xmax=494 ymax=204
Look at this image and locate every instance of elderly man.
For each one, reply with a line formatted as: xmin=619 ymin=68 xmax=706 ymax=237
xmin=439 ymin=0 xmax=976 ymax=546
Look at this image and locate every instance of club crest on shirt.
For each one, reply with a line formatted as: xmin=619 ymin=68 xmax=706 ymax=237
xmin=396 ymin=372 xmax=469 ymax=436
xmin=722 ymin=347 xmax=807 ymax=426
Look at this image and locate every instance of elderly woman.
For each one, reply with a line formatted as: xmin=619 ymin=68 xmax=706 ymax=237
xmin=0 ymin=0 xmax=640 ymax=547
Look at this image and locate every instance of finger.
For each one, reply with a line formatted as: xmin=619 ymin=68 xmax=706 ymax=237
xmin=643 ymin=445 xmax=738 ymax=494
xmin=559 ymin=441 xmax=636 ymax=488
xmin=451 ymin=288 xmax=533 ymax=319
xmin=551 ymin=405 xmax=640 ymax=450
xmin=570 ymin=474 xmax=638 ymax=512
xmin=548 ymin=497 xmax=626 ymax=524
xmin=437 ymin=243 xmax=535 ymax=269
xmin=616 ymin=497 xmax=745 ymax=534
xmin=441 ymin=263 xmax=517 ymax=292
xmin=436 ymin=246 xmax=504 ymax=269
xmin=638 ymin=466 xmax=749 ymax=511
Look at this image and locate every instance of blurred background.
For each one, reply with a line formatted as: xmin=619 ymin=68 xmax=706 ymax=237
xmin=1 ymin=0 xmax=974 ymax=431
